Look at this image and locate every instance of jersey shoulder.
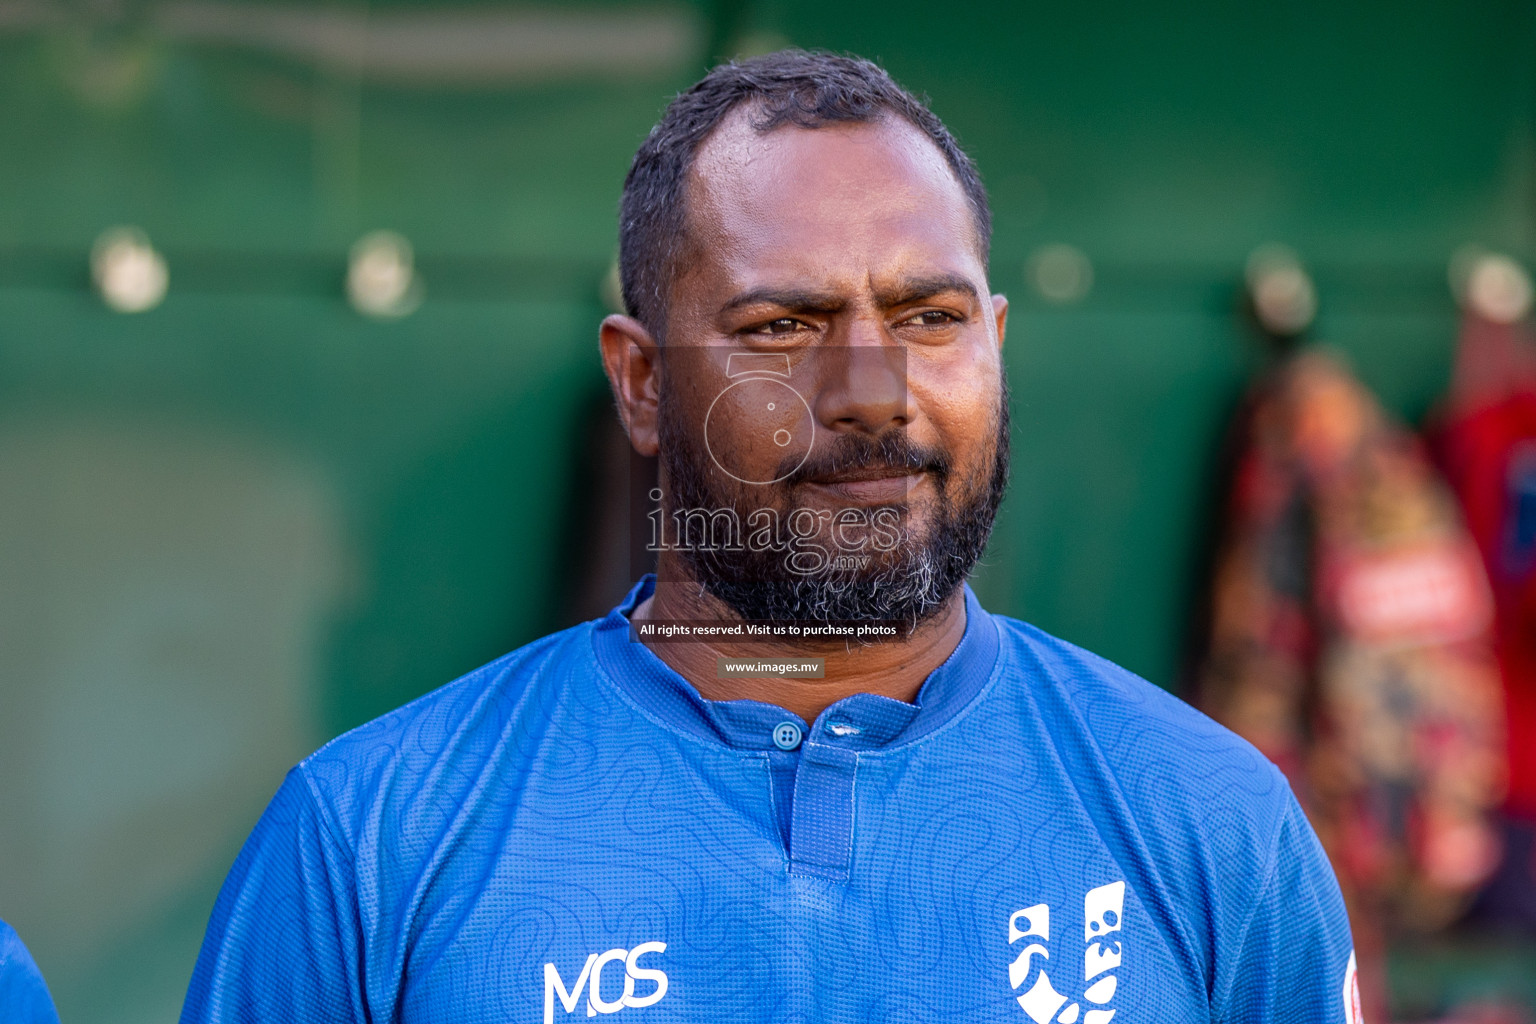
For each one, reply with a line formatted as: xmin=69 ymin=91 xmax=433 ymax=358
xmin=993 ymin=613 xmax=1290 ymax=819
xmin=292 ymin=620 xmax=601 ymax=854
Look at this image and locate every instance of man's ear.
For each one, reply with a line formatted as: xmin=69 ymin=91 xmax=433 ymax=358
xmin=991 ymin=293 xmax=1009 ymax=350
xmin=600 ymin=314 xmax=662 ymax=457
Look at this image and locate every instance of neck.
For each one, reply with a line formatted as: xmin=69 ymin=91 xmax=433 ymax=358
xmin=631 ymin=555 xmax=968 ymax=724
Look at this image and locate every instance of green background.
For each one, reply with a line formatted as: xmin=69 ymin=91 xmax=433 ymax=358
xmin=1 ymin=1 xmax=1533 ymax=1020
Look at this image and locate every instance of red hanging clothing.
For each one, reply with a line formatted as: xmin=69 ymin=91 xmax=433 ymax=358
xmin=1430 ymin=310 xmax=1536 ymax=820
xmin=1198 ymin=348 xmax=1505 ymax=935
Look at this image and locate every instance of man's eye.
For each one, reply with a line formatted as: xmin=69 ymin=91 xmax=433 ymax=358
xmin=905 ymin=311 xmax=957 ymax=326
xmin=758 ymin=318 xmax=805 ymax=334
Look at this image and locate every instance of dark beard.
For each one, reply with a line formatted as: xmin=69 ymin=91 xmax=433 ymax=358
xmin=656 ymin=374 xmax=1010 ymax=630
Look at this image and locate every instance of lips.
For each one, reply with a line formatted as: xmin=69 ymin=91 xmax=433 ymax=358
xmin=802 ymin=469 xmax=927 ymax=504
xmin=776 ymin=433 xmax=950 ymax=501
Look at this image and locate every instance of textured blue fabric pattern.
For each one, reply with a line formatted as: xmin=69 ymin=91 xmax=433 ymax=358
xmin=182 ymin=579 xmax=1354 ymax=1023
xmin=0 ymin=920 xmax=62 ymax=1024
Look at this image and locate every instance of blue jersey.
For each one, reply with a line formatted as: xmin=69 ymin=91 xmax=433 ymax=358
xmin=183 ymin=579 xmax=1356 ymax=1024
xmin=0 ymin=920 xmax=61 ymax=1024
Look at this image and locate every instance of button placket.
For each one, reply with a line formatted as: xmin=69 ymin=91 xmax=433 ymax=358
xmin=787 ymin=740 xmax=858 ymax=881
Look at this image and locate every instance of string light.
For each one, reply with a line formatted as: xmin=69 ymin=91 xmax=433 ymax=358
xmin=91 ymin=227 xmax=168 ymax=313
xmin=347 ymin=231 xmax=422 ymax=318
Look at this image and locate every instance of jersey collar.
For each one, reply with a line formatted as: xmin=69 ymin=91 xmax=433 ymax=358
xmin=590 ymin=576 xmax=1000 ymax=754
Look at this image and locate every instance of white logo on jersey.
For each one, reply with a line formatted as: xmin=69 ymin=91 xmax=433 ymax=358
xmin=1007 ymin=881 xmax=1125 ymax=1024
xmin=543 ymin=942 xmax=668 ymax=1023
xmin=1342 ymin=950 xmax=1363 ymax=1024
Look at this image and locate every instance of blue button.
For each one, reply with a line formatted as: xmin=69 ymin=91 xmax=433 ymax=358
xmin=772 ymin=721 xmax=803 ymax=751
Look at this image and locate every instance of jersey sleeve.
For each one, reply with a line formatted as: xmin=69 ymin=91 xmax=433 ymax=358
xmin=0 ymin=920 xmax=62 ymax=1024
xmin=180 ymin=767 xmax=366 ymax=1024
xmin=1212 ymin=791 xmax=1358 ymax=1024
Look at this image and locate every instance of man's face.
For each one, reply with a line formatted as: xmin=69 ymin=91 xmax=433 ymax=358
xmin=650 ymin=111 xmax=1009 ymax=625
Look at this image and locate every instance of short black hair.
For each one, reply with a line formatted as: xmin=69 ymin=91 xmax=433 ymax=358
xmin=618 ymin=49 xmax=991 ymax=338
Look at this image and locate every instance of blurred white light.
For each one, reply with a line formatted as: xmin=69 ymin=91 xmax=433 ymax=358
xmin=1027 ymin=243 xmax=1093 ymax=304
xmin=1461 ymin=251 xmax=1533 ymax=325
xmin=347 ymin=231 xmax=421 ymax=318
xmin=91 ymin=227 xmax=168 ymax=313
xmin=1245 ymin=243 xmax=1316 ymax=336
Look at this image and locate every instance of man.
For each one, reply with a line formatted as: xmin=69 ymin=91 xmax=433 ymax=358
xmin=183 ymin=51 xmax=1357 ymax=1023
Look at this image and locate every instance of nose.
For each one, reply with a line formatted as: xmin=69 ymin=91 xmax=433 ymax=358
xmin=811 ymin=322 xmax=910 ymax=435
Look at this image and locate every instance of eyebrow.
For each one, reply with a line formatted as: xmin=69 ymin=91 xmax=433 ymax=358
xmin=720 ymin=274 xmax=981 ymax=317
xmin=721 ymin=287 xmax=846 ymax=316
xmin=873 ymin=274 xmax=982 ymax=309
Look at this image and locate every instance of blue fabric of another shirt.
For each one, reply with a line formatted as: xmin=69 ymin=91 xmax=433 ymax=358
xmin=182 ymin=578 xmax=1355 ymax=1023
xmin=1 ymin=920 xmax=62 ymax=1024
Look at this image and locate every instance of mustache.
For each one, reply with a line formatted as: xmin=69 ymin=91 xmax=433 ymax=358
xmin=778 ymin=431 xmax=950 ymax=488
